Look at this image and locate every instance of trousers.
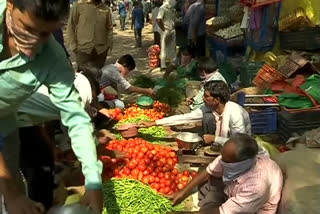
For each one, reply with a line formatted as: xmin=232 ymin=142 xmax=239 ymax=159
xmin=160 ymin=30 xmax=176 ymax=69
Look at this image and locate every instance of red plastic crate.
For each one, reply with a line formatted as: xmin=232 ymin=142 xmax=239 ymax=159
xmin=252 ymin=64 xmax=285 ymax=89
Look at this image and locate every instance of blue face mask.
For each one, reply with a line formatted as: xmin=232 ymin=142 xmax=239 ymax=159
xmin=220 ymin=158 xmax=255 ymax=183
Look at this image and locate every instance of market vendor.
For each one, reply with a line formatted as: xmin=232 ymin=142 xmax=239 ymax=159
xmin=99 ymin=54 xmax=156 ymax=108
xmin=0 ymin=0 xmax=103 ymax=213
xmin=168 ymin=133 xmax=283 ymax=214
xmin=139 ymin=80 xmax=251 ymax=145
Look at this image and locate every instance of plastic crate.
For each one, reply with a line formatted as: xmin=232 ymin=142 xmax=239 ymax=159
xmin=240 ymin=62 xmax=264 ymax=87
xmin=279 ymin=27 xmax=320 ymax=51
xmin=252 ymin=64 xmax=285 ymax=89
xmin=250 ymin=109 xmax=277 ymax=134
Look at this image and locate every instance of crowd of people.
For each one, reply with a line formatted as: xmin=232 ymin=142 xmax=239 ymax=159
xmin=0 ymin=0 xmax=285 ymax=214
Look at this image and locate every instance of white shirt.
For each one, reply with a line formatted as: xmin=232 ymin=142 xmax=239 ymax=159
xmin=156 ymin=101 xmax=251 ymax=145
xmin=18 ymin=73 xmax=92 ymax=127
xmin=157 ymin=3 xmax=176 ymax=31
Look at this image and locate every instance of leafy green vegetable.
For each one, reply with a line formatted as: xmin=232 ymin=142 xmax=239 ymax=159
xmin=155 ymin=87 xmax=185 ymax=107
xmin=117 ymin=115 xmax=151 ymax=126
xmin=133 ymin=75 xmax=155 ymax=89
xmin=103 ymin=179 xmax=184 ymax=214
xmin=138 ymin=126 xmax=167 ymax=144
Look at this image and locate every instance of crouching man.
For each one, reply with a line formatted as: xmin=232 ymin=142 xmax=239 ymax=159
xmin=168 ymin=133 xmax=283 ymax=214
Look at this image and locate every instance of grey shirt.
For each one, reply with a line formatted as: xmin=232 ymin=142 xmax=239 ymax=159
xmin=99 ymin=64 xmax=132 ymax=91
xmin=184 ymin=0 xmax=206 ymax=39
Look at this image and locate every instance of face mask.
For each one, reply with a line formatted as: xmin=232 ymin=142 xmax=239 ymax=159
xmin=97 ymin=93 xmax=105 ymax=102
xmin=220 ymin=158 xmax=255 ymax=183
xmin=6 ymin=6 xmax=42 ymax=57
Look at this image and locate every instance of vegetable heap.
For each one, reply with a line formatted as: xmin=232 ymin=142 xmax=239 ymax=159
xmin=100 ymin=108 xmax=123 ymax=121
xmin=100 ymin=138 xmax=197 ymax=194
xmin=138 ymin=126 xmax=167 ymax=143
xmin=133 ymin=75 xmax=155 ymax=89
xmin=117 ymin=115 xmax=151 ymax=125
xmin=121 ymin=101 xmax=171 ymax=121
xmin=103 ymin=178 xmax=183 ymax=214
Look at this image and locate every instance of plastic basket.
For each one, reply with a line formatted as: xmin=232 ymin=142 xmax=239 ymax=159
xmin=252 ymin=64 xmax=285 ymax=89
xmin=250 ymin=109 xmax=278 ymax=134
xmin=240 ymin=61 xmax=264 ymax=87
xmin=279 ymin=27 xmax=320 ymax=51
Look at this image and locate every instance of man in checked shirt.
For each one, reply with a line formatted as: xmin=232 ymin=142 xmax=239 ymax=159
xmin=169 ymin=133 xmax=283 ymax=214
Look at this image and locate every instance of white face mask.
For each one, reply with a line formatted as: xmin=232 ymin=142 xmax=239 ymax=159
xmin=97 ymin=93 xmax=105 ymax=102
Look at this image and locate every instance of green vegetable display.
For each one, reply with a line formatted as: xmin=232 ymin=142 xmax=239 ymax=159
xmin=138 ymin=126 xmax=167 ymax=144
xmin=155 ymin=87 xmax=185 ymax=107
xmin=103 ymin=179 xmax=183 ymax=214
xmin=133 ymin=75 xmax=155 ymax=89
xmin=117 ymin=115 xmax=151 ymax=126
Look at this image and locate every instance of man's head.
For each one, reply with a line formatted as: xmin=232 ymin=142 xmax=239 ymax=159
xmin=197 ymin=57 xmax=218 ymax=77
xmin=220 ymin=133 xmax=258 ymax=182
xmin=80 ymin=62 xmax=103 ymax=81
xmin=7 ymin=0 xmax=69 ymax=56
xmin=203 ymin=80 xmax=230 ymax=111
xmin=118 ymin=54 xmax=136 ymax=76
xmin=221 ymin=133 xmax=259 ymax=163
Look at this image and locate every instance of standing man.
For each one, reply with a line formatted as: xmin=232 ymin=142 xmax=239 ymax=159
xmin=151 ymin=0 xmax=162 ymax=46
xmin=67 ymin=0 xmax=113 ymax=70
xmin=184 ymin=0 xmax=206 ymax=57
xmin=0 ymin=0 xmax=103 ymax=213
xmin=156 ymin=0 xmax=177 ymax=72
xmin=118 ymin=0 xmax=127 ymax=30
xmin=131 ymin=1 xmax=145 ymax=47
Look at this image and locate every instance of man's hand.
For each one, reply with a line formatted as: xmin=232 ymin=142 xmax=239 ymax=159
xmin=81 ymin=189 xmax=103 ymax=214
xmin=138 ymin=121 xmax=156 ymax=128
xmin=167 ymin=190 xmax=187 ymax=206
xmin=6 ymin=194 xmax=45 ymax=214
xmin=98 ymin=129 xmax=116 ymax=144
xmin=145 ymin=88 xmax=156 ymax=96
xmin=112 ymin=150 xmax=127 ymax=159
xmin=99 ymin=109 xmax=112 ymax=119
xmin=186 ymin=98 xmax=194 ymax=105
xmin=203 ymin=134 xmax=215 ymax=144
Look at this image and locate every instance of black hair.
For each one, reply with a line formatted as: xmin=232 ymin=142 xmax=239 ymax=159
xmin=13 ymin=0 xmax=70 ymax=22
xmin=204 ymin=80 xmax=230 ymax=104
xmin=80 ymin=62 xmax=102 ymax=81
xmin=81 ymin=70 xmax=101 ymax=97
xmin=227 ymin=133 xmax=259 ymax=161
xmin=118 ymin=54 xmax=136 ymax=71
xmin=197 ymin=57 xmax=217 ymax=74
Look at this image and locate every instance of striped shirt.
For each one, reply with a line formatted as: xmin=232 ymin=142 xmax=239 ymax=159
xmin=207 ymin=155 xmax=283 ymax=214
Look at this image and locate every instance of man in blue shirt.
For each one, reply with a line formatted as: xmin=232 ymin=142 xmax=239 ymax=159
xmin=184 ymin=0 xmax=206 ymax=57
xmin=131 ymin=1 xmax=145 ymax=47
xmin=118 ymin=0 xmax=127 ymax=30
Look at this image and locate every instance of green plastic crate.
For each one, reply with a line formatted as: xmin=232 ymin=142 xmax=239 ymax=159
xmin=240 ymin=62 xmax=264 ymax=87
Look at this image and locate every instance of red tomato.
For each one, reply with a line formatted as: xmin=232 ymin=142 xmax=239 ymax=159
xmin=138 ymin=164 xmax=147 ymax=172
xmin=124 ymin=168 xmax=131 ymax=175
xmin=141 ymin=147 xmax=148 ymax=154
xmin=181 ymin=176 xmax=189 ymax=182
xmin=149 ymin=176 xmax=155 ymax=183
xmin=169 ymin=152 xmax=176 ymax=158
xmin=155 ymin=177 xmax=160 ymax=183
xmin=159 ymin=188 xmax=166 ymax=194
xmin=156 ymin=161 xmax=164 ymax=167
xmin=172 ymin=168 xmax=179 ymax=175
xmin=177 ymin=173 xmax=184 ymax=179
xmin=160 ymin=183 xmax=166 ymax=188
xmin=127 ymin=161 xmax=137 ymax=170
xmin=191 ymin=171 xmax=197 ymax=178
xmin=143 ymin=169 xmax=150 ymax=176
xmin=165 ymin=180 xmax=172 ymax=187
xmin=164 ymin=187 xmax=170 ymax=194
xmin=131 ymin=169 xmax=139 ymax=177
xmin=177 ymin=183 xmax=184 ymax=190
xmin=154 ymin=183 xmax=160 ymax=190
xmin=172 ymin=157 xmax=178 ymax=163
xmin=158 ymin=172 xmax=164 ymax=178
xmin=142 ymin=176 xmax=150 ymax=184
xmin=164 ymin=173 xmax=170 ymax=180
xmin=151 ymin=172 xmax=157 ymax=177
xmin=183 ymin=171 xmax=190 ymax=177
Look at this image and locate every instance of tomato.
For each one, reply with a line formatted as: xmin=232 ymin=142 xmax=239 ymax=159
xmin=164 ymin=173 xmax=170 ymax=180
xmin=169 ymin=152 xmax=176 ymax=158
xmin=127 ymin=161 xmax=137 ymax=170
xmin=163 ymin=165 xmax=170 ymax=172
xmin=160 ymin=183 xmax=166 ymax=188
xmin=154 ymin=183 xmax=160 ymax=190
xmin=166 ymin=159 xmax=174 ymax=166
xmin=141 ymin=147 xmax=148 ymax=154
xmin=149 ymin=176 xmax=155 ymax=183
xmin=143 ymin=169 xmax=150 ymax=176
xmin=151 ymin=172 xmax=157 ymax=177
xmin=137 ymin=152 xmax=145 ymax=159
xmin=138 ymin=172 xmax=144 ymax=181
xmin=155 ymin=177 xmax=160 ymax=183
xmin=172 ymin=168 xmax=179 ymax=175
xmin=156 ymin=161 xmax=164 ymax=167
xmin=191 ymin=171 xmax=197 ymax=178
xmin=158 ymin=172 xmax=164 ymax=178
xmin=124 ymin=168 xmax=131 ymax=175
xmin=138 ymin=164 xmax=147 ymax=172
xmin=172 ymin=157 xmax=178 ymax=163
xmin=111 ymin=158 xmax=118 ymax=164
xmin=177 ymin=173 xmax=184 ymax=179
xmin=165 ymin=180 xmax=172 ymax=187
xmin=177 ymin=183 xmax=184 ymax=190
xmin=164 ymin=187 xmax=170 ymax=194
xmin=159 ymin=188 xmax=166 ymax=194
xmin=131 ymin=169 xmax=139 ymax=177
xmin=142 ymin=176 xmax=150 ymax=184
xmin=183 ymin=171 xmax=190 ymax=177
xmin=181 ymin=176 xmax=189 ymax=182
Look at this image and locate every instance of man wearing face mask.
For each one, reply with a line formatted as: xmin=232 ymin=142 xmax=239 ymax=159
xmin=156 ymin=0 xmax=177 ymax=73
xmin=0 ymin=0 xmax=103 ymax=213
xmin=168 ymin=133 xmax=283 ymax=214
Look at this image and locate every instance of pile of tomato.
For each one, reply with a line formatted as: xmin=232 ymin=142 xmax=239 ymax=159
xmin=100 ymin=138 xmax=197 ymax=194
xmin=121 ymin=102 xmax=171 ymax=121
xmin=99 ymin=107 xmax=123 ymax=121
